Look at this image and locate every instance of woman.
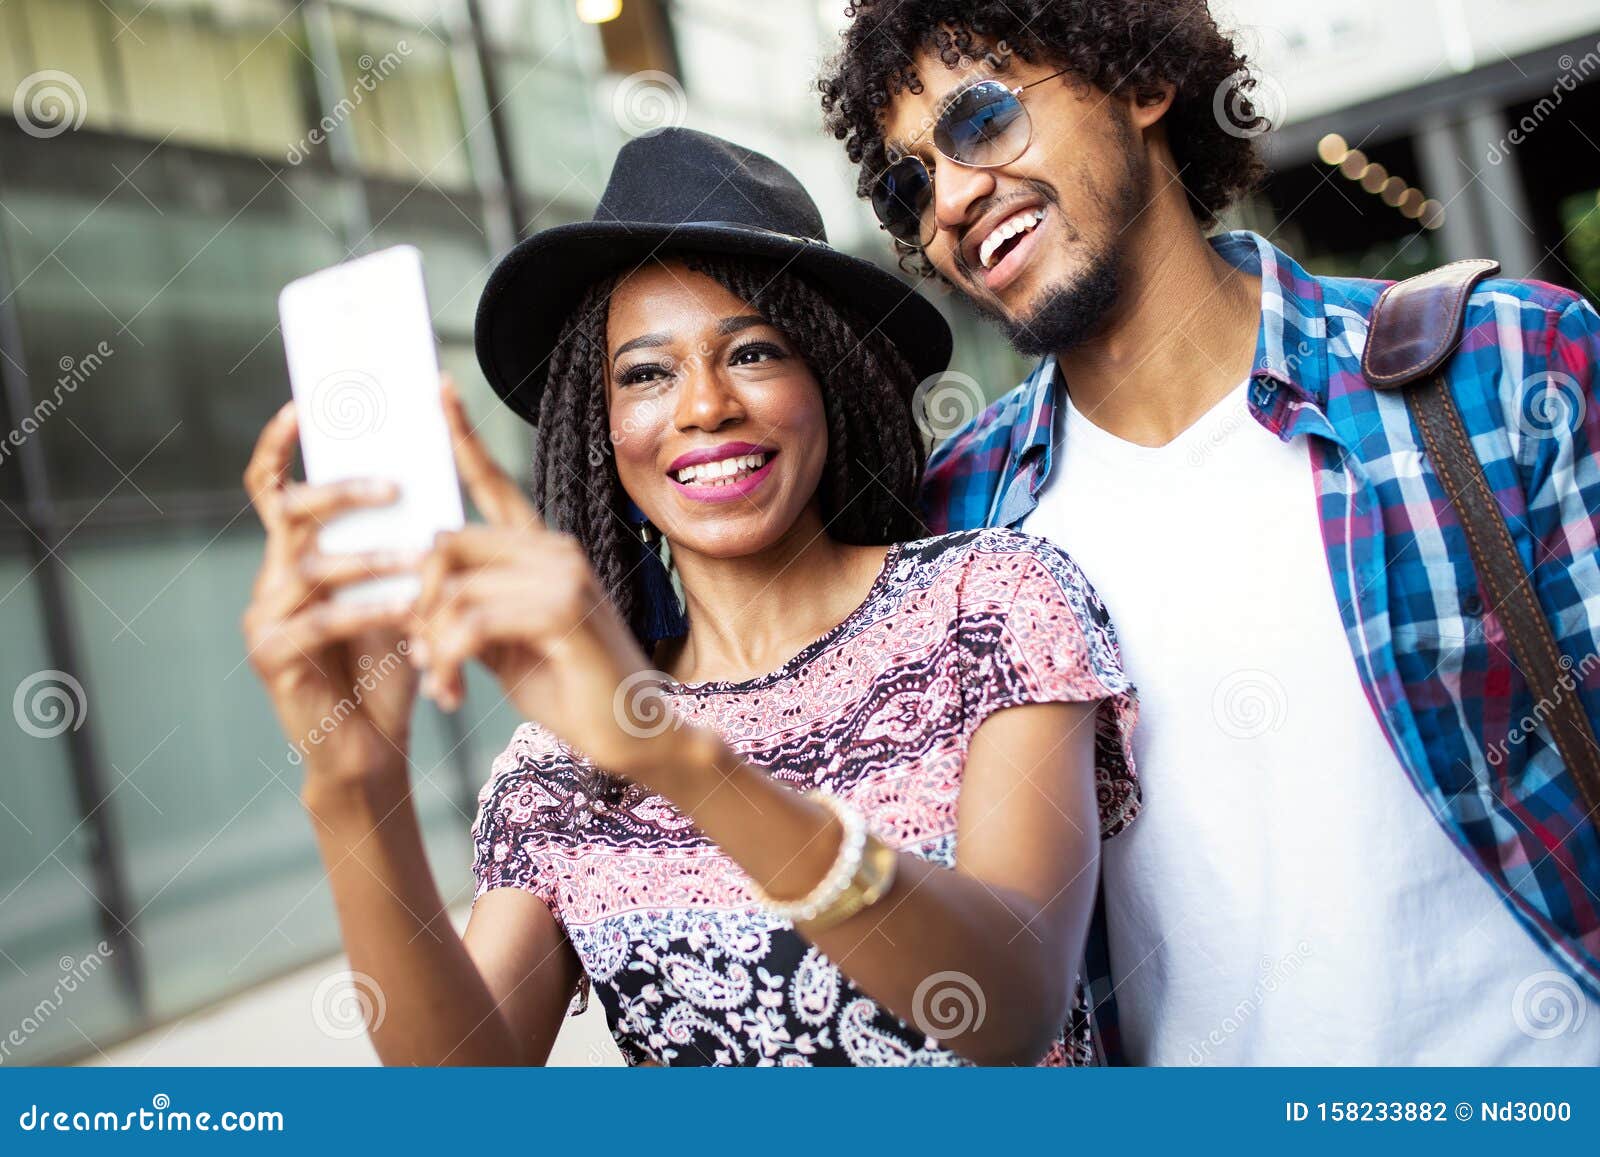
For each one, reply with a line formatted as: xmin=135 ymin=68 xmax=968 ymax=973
xmin=242 ymin=129 xmax=1138 ymax=1066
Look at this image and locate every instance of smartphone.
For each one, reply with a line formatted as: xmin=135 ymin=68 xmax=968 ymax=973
xmin=278 ymin=244 xmax=464 ymax=605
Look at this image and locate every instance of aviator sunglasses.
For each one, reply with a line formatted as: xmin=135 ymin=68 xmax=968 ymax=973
xmin=871 ymin=67 xmax=1071 ymax=249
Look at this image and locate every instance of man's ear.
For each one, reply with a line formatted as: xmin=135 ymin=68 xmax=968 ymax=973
xmin=1127 ymin=82 xmax=1177 ymax=132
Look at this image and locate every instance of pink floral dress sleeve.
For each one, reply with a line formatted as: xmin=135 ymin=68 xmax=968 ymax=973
xmin=946 ymin=526 xmax=1141 ymax=836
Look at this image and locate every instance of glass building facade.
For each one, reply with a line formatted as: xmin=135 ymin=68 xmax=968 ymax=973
xmin=0 ymin=0 xmax=665 ymax=1065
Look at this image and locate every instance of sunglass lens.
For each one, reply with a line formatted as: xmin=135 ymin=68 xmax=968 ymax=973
xmin=871 ymin=157 xmax=934 ymax=246
xmin=935 ymin=83 xmax=1029 ymax=166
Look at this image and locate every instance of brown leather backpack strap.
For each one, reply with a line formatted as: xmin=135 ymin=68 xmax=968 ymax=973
xmin=1361 ymin=259 xmax=1502 ymax=386
xmin=1363 ymin=260 xmax=1600 ymax=815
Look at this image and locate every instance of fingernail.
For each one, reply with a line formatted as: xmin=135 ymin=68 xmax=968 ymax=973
xmin=409 ymin=638 xmax=430 ymax=666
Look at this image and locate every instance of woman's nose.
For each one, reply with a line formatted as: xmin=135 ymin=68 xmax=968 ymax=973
xmin=675 ymin=357 xmax=745 ymax=431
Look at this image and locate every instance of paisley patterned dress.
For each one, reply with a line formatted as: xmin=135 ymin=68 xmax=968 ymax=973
xmin=470 ymin=528 xmax=1140 ymax=1065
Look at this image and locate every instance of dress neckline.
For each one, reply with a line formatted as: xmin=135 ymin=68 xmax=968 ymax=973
xmin=660 ymin=541 xmax=904 ymax=695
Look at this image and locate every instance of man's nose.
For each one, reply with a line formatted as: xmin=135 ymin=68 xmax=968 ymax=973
xmin=932 ymin=161 xmax=998 ymax=238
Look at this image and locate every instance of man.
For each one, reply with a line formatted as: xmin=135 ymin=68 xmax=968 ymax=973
xmin=820 ymin=1 xmax=1600 ymax=1064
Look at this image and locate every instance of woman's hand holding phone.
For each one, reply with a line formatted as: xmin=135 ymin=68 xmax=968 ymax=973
xmin=243 ymin=375 xmax=704 ymax=794
xmin=408 ymin=383 xmax=703 ymax=788
xmin=241 ymin=402 xmax=422 ymax=790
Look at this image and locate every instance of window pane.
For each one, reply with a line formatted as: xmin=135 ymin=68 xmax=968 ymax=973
xmin=437 ymin=339 xmax=532 ymax=498
xmin=0 ymin=133 xmax=349 ymax=504
xmin=0 ymin=549 xmax=134 ymax=1064
xmin=335 ymin=0 xmax=455 ymax=32
xmin=110 ymin=0 xmax=313 ymax=156
xmin=495 ymin=54 xmax=616 ymax=209
xmin=215 ymin=3 xmax=320 ymax=159
xmin=6 ymin=0 xmax=118 ymax=136
xmin=61 ymin=523 xmax=477 ymax=1023
xmin=478 ymin=0 xmax=577 ymax=51
xmin=363 ymin=180 xmax=491 ymax=336
xmin=330 ymin=8 xmax=472 ymax=188
xmin=0 ymin=344 xmax=28 ymax=506
xmin=0 ymin=4 xmax=32 ymax=104
xmin=360 ymin=182 xmax=482 ymax=333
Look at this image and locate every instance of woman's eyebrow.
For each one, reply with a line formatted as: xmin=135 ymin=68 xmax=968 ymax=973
xmin=612 ymin=331 xmax=668 ymax=359
xmin=612 ymin=315 xmax=767 ymax=360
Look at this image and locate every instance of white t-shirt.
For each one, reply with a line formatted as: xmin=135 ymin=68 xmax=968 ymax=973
xmin=1022 ymin=374 xmax=1600 ymax=1065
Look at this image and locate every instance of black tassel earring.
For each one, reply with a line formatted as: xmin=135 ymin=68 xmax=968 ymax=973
xmin=626 ymin=499 xmax=688 ymax=643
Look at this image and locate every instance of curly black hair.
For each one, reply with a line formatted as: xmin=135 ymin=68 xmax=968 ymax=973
xmin=819 ymin=0 xmax=1270 ymax=270
xmin=531 ymin=252 xmax=927 ymax=654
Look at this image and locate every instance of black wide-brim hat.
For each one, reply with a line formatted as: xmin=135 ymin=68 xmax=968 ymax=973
xmin=474 ymin=127 xmax=953 ymax=426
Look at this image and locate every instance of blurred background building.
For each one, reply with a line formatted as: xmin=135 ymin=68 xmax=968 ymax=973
xmin=1 ymin=0 xmax=1598 ymax=1066
xmin=1218 ymin=0 xmax=1600 ymax=290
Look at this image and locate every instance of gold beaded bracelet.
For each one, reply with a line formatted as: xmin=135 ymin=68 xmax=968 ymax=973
xmin=752 ymin=790 xmax=898 ymax=932
xmin=800 ymin=830 xmax=898 ymax=933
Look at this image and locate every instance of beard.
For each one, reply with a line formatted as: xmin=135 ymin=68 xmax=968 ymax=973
xmin=980 ymin=241 xmax=1124 ymax=356
xmin=970 ymin=120 xmax=1148 ymax=357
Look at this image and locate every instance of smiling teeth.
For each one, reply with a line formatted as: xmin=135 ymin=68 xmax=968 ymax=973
xmin=979 ymin=208 xmax=1045 ymax=270
xmin=674 ymin=452 xmax=769 ymax=485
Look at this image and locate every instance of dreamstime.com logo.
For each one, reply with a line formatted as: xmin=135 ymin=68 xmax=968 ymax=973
xmin=1515 ymin=371 xmax=1586 ymax=441
xmin=285 ymin=643 xmax=410 ymax=766
xmin=285 ymin=43 xmax=412 ymax=165
xmin=17 ymin=1094 xmax=284 ymax=1134
xmin=0 ymin=341 xmax=114 ymax=469
xmin=1211 ymin=668 xmax=1288 ymax=740
xmin=613 ymin=669 xmax=680 ymax=739
xmin=1511 ymin=970 xmax=1590 ymax=1040
xmin=13 ymin=670 xmax=88 ymax=740
xmin=1187 ymin=940 xmax=1313 ymax=1064
xmin=1212 ymin=68 xmax=1283 ymax=140
xmin=307 ymin=368 xmax=387 ymax=441
xmin=1486 ymin=650 xmax=1600 ymax=767
xmin=1185 ymin=344 xmax=1307 ymax=469
xmin=1 ymin=942 xmax=114 ymax=1065
xmin=1486 ymin=40 xmax=1600 ymax=164
xmin=911 ymin=371 xmax=986 ymax=444
xmin=911 ymin=970 xmax=987 ymax=1042
xmin=612 ymin=70 xmax=687 ymax=138
xmin=311 ymin=970 xmax=387 ymax=1040
xmin=588 ymin=338 xmax=721 ymax=467
xmin=12 ymin=70 xmax=87 ymax=139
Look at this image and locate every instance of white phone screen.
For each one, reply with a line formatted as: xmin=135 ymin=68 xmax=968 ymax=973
xmin=278 ymin=244 xmax=465 ymax=604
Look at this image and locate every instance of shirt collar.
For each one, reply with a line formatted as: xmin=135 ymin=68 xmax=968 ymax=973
xmin=1215 ymin=229 xmax=1329 ymax=414
xmin=1010 ymin=352 xmax=1060 ymax=479
xmin=1014 ymin=230 xmax=1334 ymax=488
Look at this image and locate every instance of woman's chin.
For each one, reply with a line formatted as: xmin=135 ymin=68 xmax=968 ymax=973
xmin=660 ymin=514 xmax=789 ymax=562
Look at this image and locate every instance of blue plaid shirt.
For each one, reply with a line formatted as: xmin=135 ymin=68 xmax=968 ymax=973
xmin=922 ymin=230 xmax=1600 ymax=1063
